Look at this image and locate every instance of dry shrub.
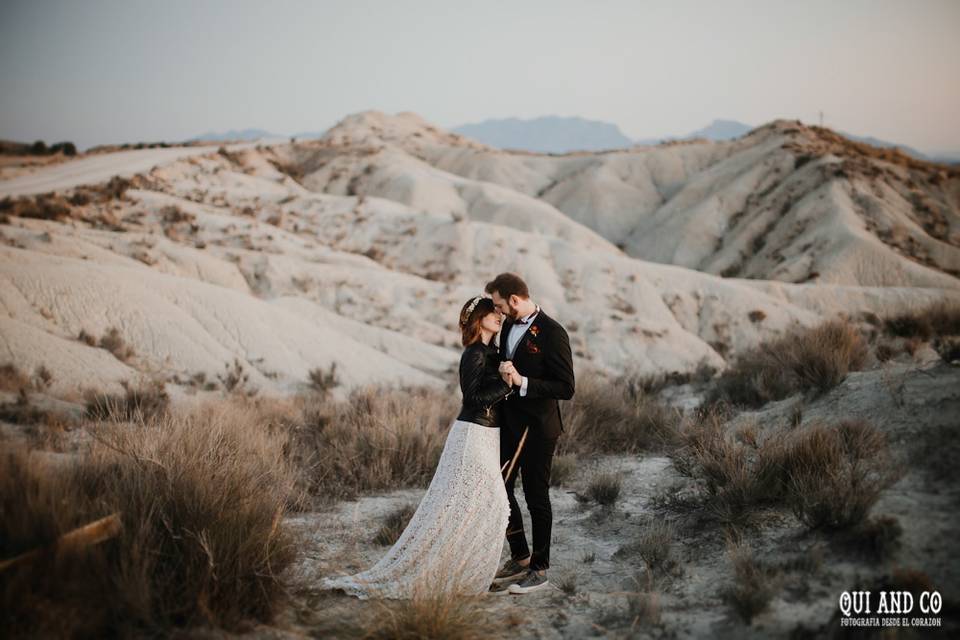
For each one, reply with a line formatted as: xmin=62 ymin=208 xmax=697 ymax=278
xmin=321 ymin=552 xmax=497 ymax=640
xmin=0 ymin=364 xmax=71 ymax=442
xmin=0 ymin=363 xmax=32 ymax=392
xmin=0 ymin=390 xmax=71 ymax=432
xmin=84 ymin=379 xmax=170 ymax=422
xmin=614 ymin=520 xmax=678 ymax=576
xmin=0 ymin=400 xmax=300 ymax=637
xmin=724 ymin=539 xmax=782 ymax=623
xmin=307 ymin=362 xmax=340 ymax=395
xmin=599 ymin=570 xmax=661 ymax=630
xmin=290 ymin=385 xmax=458 ymax=503
xmin=218 ymin=358 xmax=256 ymax=396
xmin=554 ymin=571 xmax=578 ymax=595
xmin=672 ymin=405 xmax=769 ymax=528
xmin=625 ymin=589 xmax=661 ymax=627
xmin=709 ymin=319 xmax=868 ymax=408
xmin=549 ymin=452 xmax=577 ymax=487
xmin=883 ymin=300 xmax=960 ymax=340
xmin=0 ymin=193 xmax=73 ymax=221
xmin=99 ymin=327 xmax=135 ymax=362
xmin=786 ymin=420 xmax=904 ymax=530
xmin=360 ymin=591 xmax=494 ymax=640
xmin=584 ymin=470 xmax=622 ymax=506
xmin=560 ymin=375 xmax=681 ymax=456
xmin=672 ymin=408 xmax=900 ymax=531
xmin=374 ymin=503 xmax=417 ymax=546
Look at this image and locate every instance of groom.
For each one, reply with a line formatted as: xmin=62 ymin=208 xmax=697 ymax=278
xmin=485 ymin=272 xmax=575 ymax=595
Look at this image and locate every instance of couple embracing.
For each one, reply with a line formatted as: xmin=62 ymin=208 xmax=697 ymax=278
xmin=321 ymin=272 xmax=575 ymax=598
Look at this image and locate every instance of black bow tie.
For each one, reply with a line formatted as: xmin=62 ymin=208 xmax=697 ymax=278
xmin=514 ymin=318 xmax=529 ymax=325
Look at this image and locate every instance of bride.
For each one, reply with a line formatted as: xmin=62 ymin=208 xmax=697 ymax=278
xmin=320 ymin=295 xmax=521 ymax=599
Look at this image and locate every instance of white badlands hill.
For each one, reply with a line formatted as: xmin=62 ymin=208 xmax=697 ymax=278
xmin=308 ymin=111 xmax=959 ymax=289
xmin=0 ymin=111 xmax=957 ymax=398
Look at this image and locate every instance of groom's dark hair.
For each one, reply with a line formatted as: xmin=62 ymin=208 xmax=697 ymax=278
xmin=485 ymin=272 xmax=529 ymax=300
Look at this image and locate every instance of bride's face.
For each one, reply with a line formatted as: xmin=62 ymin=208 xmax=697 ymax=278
xmin=480 ymin=311 xmax=503 ymax=334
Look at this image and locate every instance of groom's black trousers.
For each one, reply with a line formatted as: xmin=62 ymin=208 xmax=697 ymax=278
xmin=501 ymin=424 xmax=559 ymax=571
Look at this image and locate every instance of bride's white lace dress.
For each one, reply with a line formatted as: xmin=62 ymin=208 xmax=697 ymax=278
xmin=320 ymin=418 xmax=510 ymax=599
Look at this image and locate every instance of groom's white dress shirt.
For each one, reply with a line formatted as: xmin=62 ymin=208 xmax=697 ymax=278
xmin=504 ymin=304 xmax=539 ymax=397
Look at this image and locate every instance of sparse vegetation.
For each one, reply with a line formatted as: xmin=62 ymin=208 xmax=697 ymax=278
xmin=555 ymin=571 xmax=578 ymax=595
xmin=560 ymin=375 xmax=681 ymax=456
xmin=708 ymin=319 xmax=868 ymax=408
xmin=0 ymin=400 xmax=300 ymax=637
xmin=84 ymin=379 xmax=170 ymax=422
xmin=307 ymin=362 xmax=340 ymax=395
xmin=357 ymin=587 xmax=495 ymax=640
xmin=374 ymin=503 xmax=416 ymax=546
xmin=724 ymin=540 xmax=782 ymax=623
xmin=289 ymin=385 xmax=458 ymax=503
xmin=615 ymin=520 xmax=679 ymax=576
xmin=218 ymin=358 xmax=256 ymax=396
xmin=584 ymin=470 xmax=622 ymax=506
xmin=0 ymin=193 xmax=73 ymax=221
xmin=549 ymin=452 xmax=577 ymax=487
xmin=882 ymin=300 xmax=960 ymax=340
xmin=785 ymin=420 xmax=904 ymax=530
xmin=0 ymin=363 xmax=32 ymax=392
xmin=671 ymin=406 xmax=901 ymax=532
xmin=98 ymin=327 xmax=135 ymax=362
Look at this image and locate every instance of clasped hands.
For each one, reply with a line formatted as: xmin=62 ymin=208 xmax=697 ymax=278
xmin=498 ymin=361 xmax=523 ymax=387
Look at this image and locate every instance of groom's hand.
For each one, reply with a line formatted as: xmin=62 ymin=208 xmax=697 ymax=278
xmin=500 ymin=361 xmax=521 ymax=387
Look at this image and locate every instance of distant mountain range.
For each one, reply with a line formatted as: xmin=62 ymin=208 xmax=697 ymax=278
xmin=632 ymin=119 xmax=754 ymax=145
xmin=188 ymin=117 xmax=957 ymax=164
xmin=451 ymin=116 xmax=634 ymax=153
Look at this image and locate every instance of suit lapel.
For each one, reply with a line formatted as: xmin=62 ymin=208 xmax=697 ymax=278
xmin=511 ymin=309 xmax=545 ymax=365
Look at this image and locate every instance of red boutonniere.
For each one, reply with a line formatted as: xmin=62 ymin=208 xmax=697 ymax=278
xmin=525 ymin=338 xmax=540 ymax=354
xmin=529 ymin=325 xmax=540 ymax=338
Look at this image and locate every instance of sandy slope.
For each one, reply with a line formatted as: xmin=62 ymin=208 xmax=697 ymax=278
xmin=308 ymin=111 xmax=960 ymax=289
xmin=0 ymin=143 xmax=257 ymax=197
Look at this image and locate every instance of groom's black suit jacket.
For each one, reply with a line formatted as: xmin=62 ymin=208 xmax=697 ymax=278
xmin=497 ymin=308 xmax=575 ymax=440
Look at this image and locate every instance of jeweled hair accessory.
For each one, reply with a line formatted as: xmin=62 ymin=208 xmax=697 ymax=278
xmin=465 ymin=296 xmax=482 ymax=316
xmin=461 ymin=295 xmax=483 ymax=326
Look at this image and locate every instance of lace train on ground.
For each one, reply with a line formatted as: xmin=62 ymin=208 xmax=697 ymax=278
xmin=320 ymin=419 xmax=510 ymax=599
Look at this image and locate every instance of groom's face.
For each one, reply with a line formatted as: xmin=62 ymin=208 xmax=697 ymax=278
xmin=491 ymin=291 xmax=520 ymax=319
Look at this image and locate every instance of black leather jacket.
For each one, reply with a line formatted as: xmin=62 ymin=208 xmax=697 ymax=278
xmin=456 ymin=340 xmax=513 ymax=427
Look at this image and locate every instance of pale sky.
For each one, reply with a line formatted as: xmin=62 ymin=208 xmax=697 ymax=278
xmin=1 ymin=0 xmax=958 ymax=152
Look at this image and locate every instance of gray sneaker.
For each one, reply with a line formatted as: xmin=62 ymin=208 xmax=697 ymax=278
xmin=493 ymin=557 xmax=529 ymax=583
xmin=508 ymin=569 xmax=551 ymax=594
